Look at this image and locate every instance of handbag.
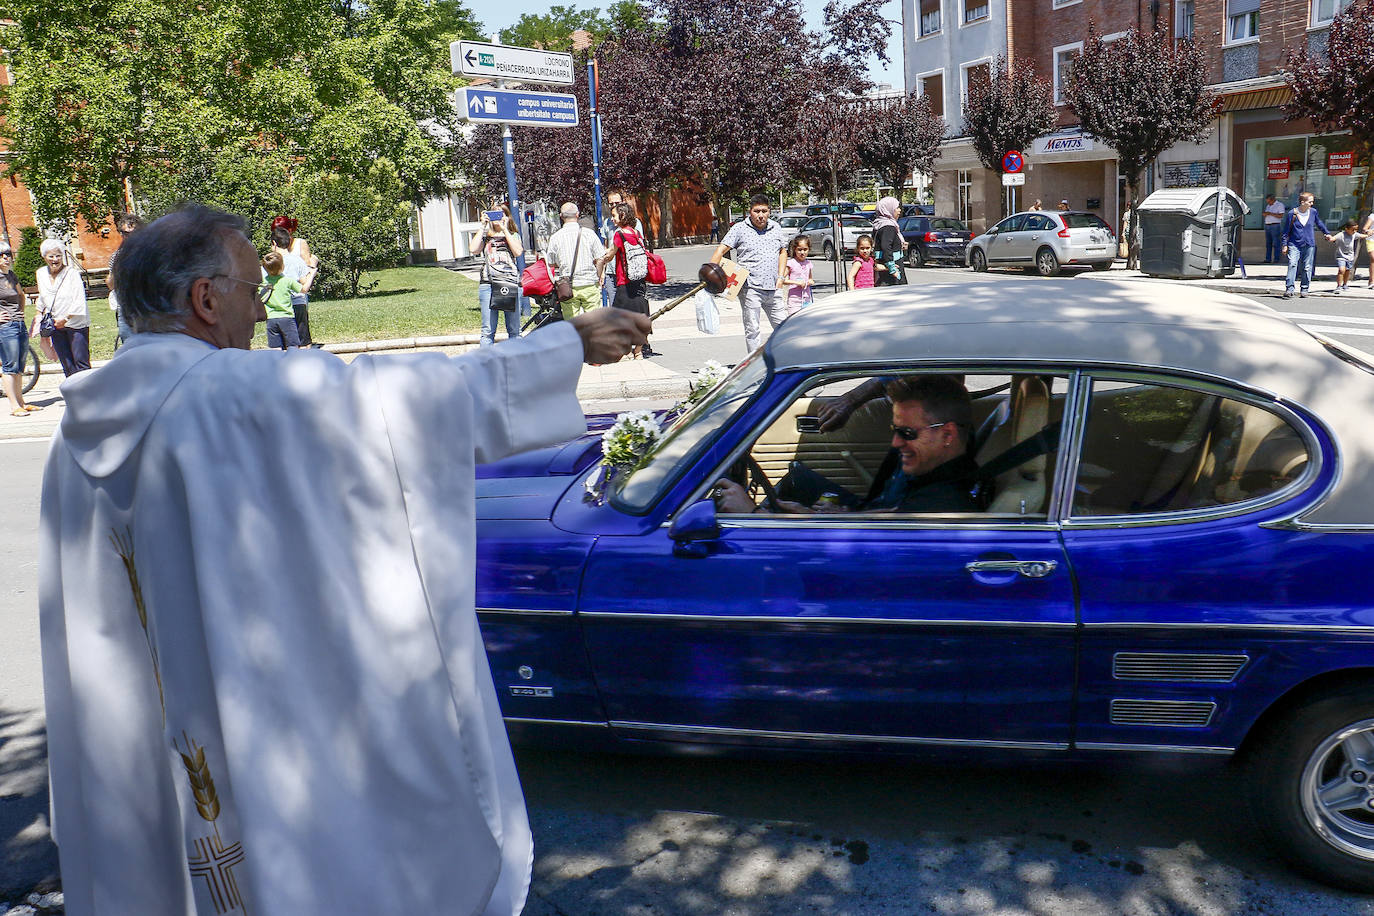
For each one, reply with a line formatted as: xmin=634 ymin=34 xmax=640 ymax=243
xmin=521 ymin=258 xmax=555 ymax=297
xmin=554 ymin=231 xmax=581 ymax=302
xmin=489 ymin=281 xmax=519 ymax=311
xmin=646 ymin=251 xmax=667 ymax=284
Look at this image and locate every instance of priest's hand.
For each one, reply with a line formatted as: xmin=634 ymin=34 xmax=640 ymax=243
xmin=569 ymin=308 xmax=651 ymax=364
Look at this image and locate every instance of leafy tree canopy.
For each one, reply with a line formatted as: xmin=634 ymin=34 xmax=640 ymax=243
xmin=856 ymin=93 xmax=946 ymax=202
xmin=961 ymin=56 xmax=1056 ymax=173
xmin=1286 ymin=0 xmax=1374 ymax=159
xmin=1065 ymin=26 xmax=1216 ymax=197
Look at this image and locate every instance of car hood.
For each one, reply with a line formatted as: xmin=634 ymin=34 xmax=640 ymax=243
xmin=476 ymin=432 xmax=603 ymax=519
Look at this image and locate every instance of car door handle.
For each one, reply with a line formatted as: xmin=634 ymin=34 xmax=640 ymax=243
xmin=965 ymin=559 xmax=1058 ymax=578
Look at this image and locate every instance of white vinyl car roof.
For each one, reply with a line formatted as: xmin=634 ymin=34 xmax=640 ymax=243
xmin=765 ymin=277 xmax=1374 ymax=527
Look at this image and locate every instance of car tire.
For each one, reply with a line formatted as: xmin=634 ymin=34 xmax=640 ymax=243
xmin=907 ymin=246 xmax=925 ymax=269
xmin=1090 ymin=261 xmax=1112 ymax=271
xmin=970 ymin=248 xmax=987 ymax=272
xmin=823 ymin=241 xmax=836 ymax=261
xmin=1244 ymin=685 xmax=1374 ymax=892
xmin=1035 ymin=247 xmax=1060 ymax=277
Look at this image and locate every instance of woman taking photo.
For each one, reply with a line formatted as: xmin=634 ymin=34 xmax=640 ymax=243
xmin=0 ymin=244 xmax=39 ymax=416
xmin=468 ymin=205 xmax=523 ymax=347
xmin=36 ymin=239 xmax=90 ymax=376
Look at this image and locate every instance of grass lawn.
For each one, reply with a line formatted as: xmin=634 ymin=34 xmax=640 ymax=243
xmin=78 ymin=265 xmax=482 ymax=362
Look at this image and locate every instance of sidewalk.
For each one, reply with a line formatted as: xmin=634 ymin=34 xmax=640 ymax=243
xmin=1088 ymin=255 xmax=1374 ymax=300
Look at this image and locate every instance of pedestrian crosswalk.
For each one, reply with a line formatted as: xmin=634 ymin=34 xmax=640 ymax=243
xmin=1280 ymin=310 xmax=1374 ymax=341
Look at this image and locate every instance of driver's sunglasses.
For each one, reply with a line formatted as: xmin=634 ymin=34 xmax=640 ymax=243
xmin=213 ymin=274 xmax=273 ymax=305
xmin=890 ymin=421 xmax=949 ymax=441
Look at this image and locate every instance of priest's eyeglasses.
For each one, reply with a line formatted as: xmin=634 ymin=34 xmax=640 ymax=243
xmin=213 ymin=274 xmax=273 ymax=305
xmin=890 ymin=421 xmax=949 ymax=441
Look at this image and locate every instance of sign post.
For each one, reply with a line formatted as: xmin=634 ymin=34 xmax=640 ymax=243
xmin=455 ymin=36 xmax=581 ymax=327
xmin=1001 ymin=150 xmax=1024 ymax=216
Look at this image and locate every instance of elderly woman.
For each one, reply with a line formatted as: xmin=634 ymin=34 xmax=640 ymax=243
xmin=0 ymin=244 xmax=39 ymax=416
xmin=36 ymin=239 xmax=90 ymax=375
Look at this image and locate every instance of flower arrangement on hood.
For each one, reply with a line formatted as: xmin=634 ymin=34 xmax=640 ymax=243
xmin=582 ymin=362 xmax=731 ymax=504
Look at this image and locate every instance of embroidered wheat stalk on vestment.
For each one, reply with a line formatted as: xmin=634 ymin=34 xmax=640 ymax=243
xmin=110 ymin=527 xmax=165 ymax=723
xmin=177 ymin=733 xmax=223 ymax=824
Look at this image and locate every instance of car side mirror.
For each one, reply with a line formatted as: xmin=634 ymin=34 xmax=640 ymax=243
xmin=669 ymin=498 xmax=720 ymax=542
xmin=669 ymin=499 xmax=721 ymax=557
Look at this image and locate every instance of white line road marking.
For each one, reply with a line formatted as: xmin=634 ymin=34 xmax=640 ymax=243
xmin=1280 ymin=311 xmax=1374 ymax=327
xmin=1295 ymin=324 xmax=1374 ymax=338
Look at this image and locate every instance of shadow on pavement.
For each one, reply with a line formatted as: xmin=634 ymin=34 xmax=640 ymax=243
xmin=0 ymin=706 xmax=59 ymax=901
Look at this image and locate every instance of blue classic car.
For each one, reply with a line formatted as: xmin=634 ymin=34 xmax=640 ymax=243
xmin=475 ymin=278 xmax=1374 ymax=892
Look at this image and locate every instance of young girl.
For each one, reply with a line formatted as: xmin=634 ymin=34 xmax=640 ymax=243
xmin=846 ymin=235 xmax=885 ymax=290
xmin=780 ymin=235 xmax=814 ymax=314
xmin=1328 ymin=219 xmax=1368 ymax=294
xmin=596 ymin=202 xmax=651 ymax=359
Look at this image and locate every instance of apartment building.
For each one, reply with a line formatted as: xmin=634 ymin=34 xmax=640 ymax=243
xmin=904 ymin=0 xmax=1354 ymax=238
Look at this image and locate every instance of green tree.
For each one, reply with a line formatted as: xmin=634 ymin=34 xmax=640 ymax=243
xmin=500 ymin=5 xmax=608 ymax=50
xmin=13 ymin=227 xmax=43 ymax=288
xmin=291 ymin=159 xmax=412 ymax=299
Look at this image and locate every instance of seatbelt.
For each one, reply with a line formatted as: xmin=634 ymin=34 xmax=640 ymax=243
xmin=975 ymin=421 xmax=1063 ymax=484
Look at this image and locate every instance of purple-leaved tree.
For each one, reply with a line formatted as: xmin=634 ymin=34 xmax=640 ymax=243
xmin=1285 ymin=0 xmax=1374 ymax=205
xmin=856 ymin=92 xmax=946 ymax=202
xmin=961 ymin=56 xmax=1055 ymax=216
xmin=1064 ymin=26 xmax=1217 ymax=247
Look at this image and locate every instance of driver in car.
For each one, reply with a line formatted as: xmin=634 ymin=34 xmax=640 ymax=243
xmin=713 ymin=375 xmax=980 ymax=514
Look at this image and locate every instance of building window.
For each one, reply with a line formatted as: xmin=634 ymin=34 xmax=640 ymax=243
xmin=1178 ymin=0 xmax=1195 ymax=38
xmin=1312 ymin=0 xmax=1352 ymax=25
xmin=957 ymin=169 xmax=973 ymax=224
xmin=919 ymin=71 xmax=945 ymax=118
xmin=1227 ymin=0 xmax=1259 ymax=41
xmin=963 ymin=0 xmax=989 ymax=24
xmin=961 ymin=61 xmax=991 ymax=108
xmin=1053 ymin=42 xmax=1082 ymax=104
xmin=920 ymin=0 xmax=941 ymax=36
xmin=1242 ymin=132 xmax=1364 ymax=229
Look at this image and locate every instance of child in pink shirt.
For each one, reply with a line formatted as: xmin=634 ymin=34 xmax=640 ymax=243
xmin=780 ymin=235 xmax=814 ymax=314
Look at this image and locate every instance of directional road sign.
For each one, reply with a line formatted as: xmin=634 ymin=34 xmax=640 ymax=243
xmin=458 ymin=87 xmax=579 ymax=128
xmin=452 ymin=40 xmax=575 ymax=86
xmin=1001 ymin=150 xmax=1024 ymax=173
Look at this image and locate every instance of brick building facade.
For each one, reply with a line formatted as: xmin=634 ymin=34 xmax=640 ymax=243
xmin=905 ymin=0 xmax=1353 ymax=246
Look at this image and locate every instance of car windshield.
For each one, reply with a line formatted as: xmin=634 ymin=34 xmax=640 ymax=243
xmin=611 ymin=354 xmax=770 ymax=512
xmin=841 ymin=216 xmax=872 ymax=227
xmin=778 ymin=215 xmax=808 ymax=228
xmin=1062 ymin=213 xmax=1111 ymax=230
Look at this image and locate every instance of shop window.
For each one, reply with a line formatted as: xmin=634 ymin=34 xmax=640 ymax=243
xmin=957 ymin=170 xmax=973 ymax=225
xmin=1053 ymin=42 xmax=1082 ymax=104
xmin=920 ymin=0 xmax=942 ymax=36
xmin=1178 ymin=0 xmax=1195 ymax=38
xmin=1312 ymin=0 xmax=1352 ymax=25
xmin=1241 ymin=133 xmax=1366 ymax=230
xmin=1227 ymin=0 xmax=1259 ymax=42
xmin=920 ymin=72 xmax=945 ymax=118
xmin=963 ymin=0 xmax=989 ymax=24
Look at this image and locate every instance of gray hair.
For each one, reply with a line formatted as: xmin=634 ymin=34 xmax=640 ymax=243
xmin=111 ymin=205 xmax=247 ymax=334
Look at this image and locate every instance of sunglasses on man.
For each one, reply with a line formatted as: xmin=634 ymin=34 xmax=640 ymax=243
xmin=890 ymin=421 xmax=949 ymax=441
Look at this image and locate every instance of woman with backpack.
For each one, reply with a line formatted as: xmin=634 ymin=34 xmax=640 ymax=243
xmin=468 ymin=205 xmax=523 ymax=347
xmin=597 ymin=202 xmax=655 ymax=358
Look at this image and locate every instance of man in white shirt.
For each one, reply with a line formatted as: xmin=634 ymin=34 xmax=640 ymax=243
xmin=547 ymin=202 xmax=606 ymax=318
xmin=40 ymin=204 xmax=648 ymax=916
xmin=1264 ymin=193 xmax=1286 ymax=263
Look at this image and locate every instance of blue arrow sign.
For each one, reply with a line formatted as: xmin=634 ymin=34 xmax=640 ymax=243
xmin=457 ymin=87 xmax=579 ymax=128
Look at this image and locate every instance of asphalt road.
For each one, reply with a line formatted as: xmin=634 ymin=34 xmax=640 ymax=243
xmin=4 ymin=269 xmax=1374 ymax=912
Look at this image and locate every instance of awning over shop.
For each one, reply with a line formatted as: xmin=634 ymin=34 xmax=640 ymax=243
xmin=1217 ymin=85 xmax=1292 ymax=112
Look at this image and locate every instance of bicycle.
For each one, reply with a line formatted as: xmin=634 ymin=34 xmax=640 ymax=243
xmin=22 ymin=345 xmax=41 ymax=395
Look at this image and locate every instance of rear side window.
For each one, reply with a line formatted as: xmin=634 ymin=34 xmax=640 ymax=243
xmin=1062 ymin=213 xmax=1110 ymax=230
xmin=932 ymin=218 xmax=966 ymax=231
xmin=841 ymin=216 xmax=872 ymax=227
xmin=1024 ymin=215 xmax=1056 ymax=231
xmin=1071 ymin=380 xmax=1311 ymax=517
xmin=901 ymin=217 xmax=929 ymax=232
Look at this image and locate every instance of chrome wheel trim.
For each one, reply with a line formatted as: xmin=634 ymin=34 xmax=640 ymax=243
xmin=1300 ymin=716 xmax=1374 ymax=861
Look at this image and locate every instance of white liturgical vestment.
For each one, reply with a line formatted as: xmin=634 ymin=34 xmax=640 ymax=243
xmin=39 ymin=325 xmax=587 ymax=916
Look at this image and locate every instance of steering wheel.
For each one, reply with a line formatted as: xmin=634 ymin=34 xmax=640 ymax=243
xmin=745 ymin=454 xmax=779 ymax=510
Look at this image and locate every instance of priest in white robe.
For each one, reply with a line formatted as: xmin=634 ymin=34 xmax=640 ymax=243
xmin=38 ymin=205 xmax=649 ymax=916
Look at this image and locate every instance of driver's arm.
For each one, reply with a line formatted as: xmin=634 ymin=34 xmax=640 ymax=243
xmin=713 ymin=478 xmax=815 ymax=514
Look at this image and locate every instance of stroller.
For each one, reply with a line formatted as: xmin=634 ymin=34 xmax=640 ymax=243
xmin=519 ymin=256 xmax=566 ymax=334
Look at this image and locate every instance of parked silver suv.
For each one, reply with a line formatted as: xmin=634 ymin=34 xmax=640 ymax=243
xmin=966 ymin=211 xmax=1116 ymax=275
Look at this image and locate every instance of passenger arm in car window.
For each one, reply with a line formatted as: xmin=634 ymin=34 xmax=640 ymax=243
xmin=817 ymin=377 xmax=888 ymax=432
